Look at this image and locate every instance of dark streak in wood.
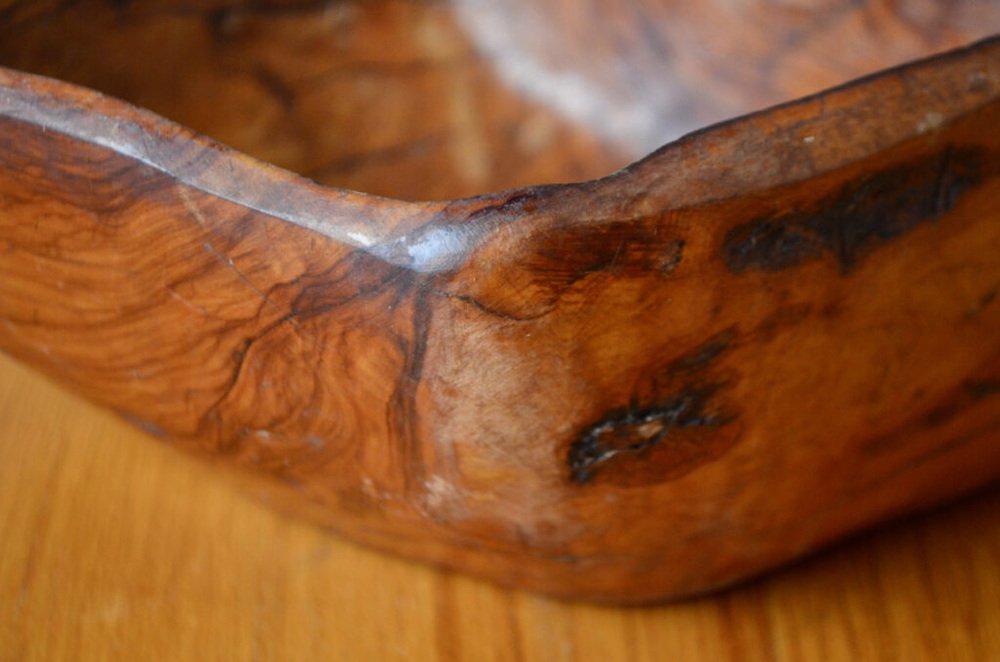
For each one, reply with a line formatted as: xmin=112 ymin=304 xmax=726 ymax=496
xmin=389 ymin=279 xmax=432 ymax=491
xmin=0 ymin=22 xmax=998 ymax=603
xmin=723 ymin=146 xmax=990 ymax=274
xmin=568 ymin=385 xmax=732 ymax=484
xmin=967 ymin=380 xmax=1000 ymax=401
xmin=668 ymin=329 xmax=735 ymax=372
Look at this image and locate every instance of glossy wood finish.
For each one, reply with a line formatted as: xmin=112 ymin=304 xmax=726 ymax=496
xmin=0 ymin=0 xmax=631 ymax=201
xmin=2 ymin=0 xmax=999 ymax=199
xmin=3 ymin=352 xmax=1000 ymax=660
xmin=0 ymin=3 xmax=999 ymax=602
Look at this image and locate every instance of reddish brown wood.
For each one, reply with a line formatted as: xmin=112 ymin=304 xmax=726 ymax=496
xmin=2 ymin=0 xmax=998 ymax=199
xmin=0 ymin=4 xmax=999 ymax=602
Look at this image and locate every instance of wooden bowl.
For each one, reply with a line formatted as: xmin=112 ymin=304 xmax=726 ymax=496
xmin=1 ymin=1 xmax=999 ymax=602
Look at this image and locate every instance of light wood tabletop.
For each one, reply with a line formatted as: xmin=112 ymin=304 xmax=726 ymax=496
xmin=1 ymin=349 xmax=998 ymax=661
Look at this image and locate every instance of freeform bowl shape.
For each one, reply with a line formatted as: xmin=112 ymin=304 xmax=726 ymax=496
xmin=0 ymin=2 xmax=999 ymax=602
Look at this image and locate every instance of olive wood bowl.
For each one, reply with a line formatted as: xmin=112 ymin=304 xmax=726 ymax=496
xmin=1 ymin=1 xmax=999 ymax=602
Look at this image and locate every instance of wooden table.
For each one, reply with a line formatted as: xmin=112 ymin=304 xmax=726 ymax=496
xmin=1 ymin=349 xmax=998 ymax=661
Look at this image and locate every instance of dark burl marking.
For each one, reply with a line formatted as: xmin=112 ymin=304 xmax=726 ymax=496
xmin=569 ymin=331 xmax=738 ymax=485
xmin=529 ymin=221 xmax=685 ymax=286
xmin=967 ymin=379 xmax=1000 ymax=400
xmin=667 ymin=328 xmax=735 ymax=372
xmin=723 ymin=146 xmax=987 ymax=273
xmin=864 ymin=370 xmax=1000 ymax=457
xmin=568 ymin=386 xmax=730 ymax=483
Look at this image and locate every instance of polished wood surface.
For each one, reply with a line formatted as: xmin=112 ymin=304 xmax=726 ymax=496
xmin=2 ymin=351 xmax=1000 ymax=660
xmin=0 ymin=0 xmax=631 ymax=201
xmin=2 ymin=0 xmax=999 ymax=200
xmin=1 ymin=2 xmax=999 ymax=602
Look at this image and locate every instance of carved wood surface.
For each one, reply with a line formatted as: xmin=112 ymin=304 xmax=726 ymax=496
xmin=4 ymin=353 xmax=1000 ymax=660
xmin=0 ymin=4 xmax=999 ymax=601
xmin=2 ymin=0 xmax=999 ymax=199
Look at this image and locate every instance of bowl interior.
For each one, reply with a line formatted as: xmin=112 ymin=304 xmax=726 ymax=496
xmin=1 ymin=0 xmax=996 ymax=200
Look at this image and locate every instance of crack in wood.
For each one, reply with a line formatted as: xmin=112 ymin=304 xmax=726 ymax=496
xmin=568 ymin=386 xmax=729 ymax=484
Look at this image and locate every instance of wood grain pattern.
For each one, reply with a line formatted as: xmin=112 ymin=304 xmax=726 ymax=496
xmin=0 ymin=0 xmax=632 ymax=201
xmin=2 ymin=0 xmax=999 ymax=199
xmin=0 ymin=4 xmax=999 ymax=602
xmin=2 ymin=351 xmax=1000 ymax=661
